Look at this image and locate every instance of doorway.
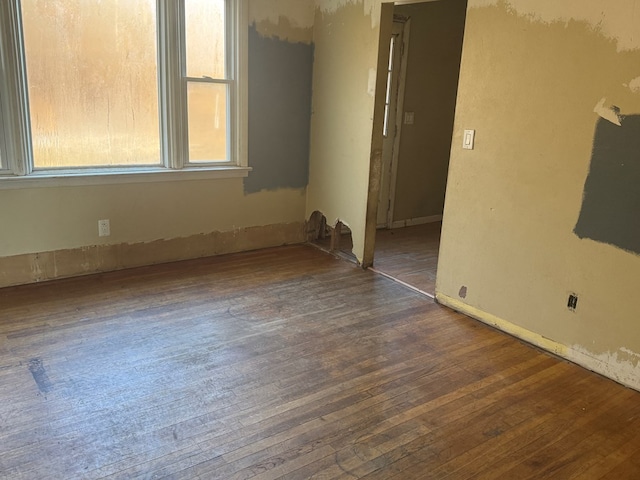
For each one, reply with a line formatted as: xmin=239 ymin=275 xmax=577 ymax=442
xmin=370 ymin=0 xmax=468 ymax=296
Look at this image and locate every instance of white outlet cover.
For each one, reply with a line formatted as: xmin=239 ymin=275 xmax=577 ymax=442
xmin=98 ymin=219 xmax=110 ymax=237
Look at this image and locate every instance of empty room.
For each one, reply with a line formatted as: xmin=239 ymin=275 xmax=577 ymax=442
xmin=1 ymin=0 xmax=639 ymax=478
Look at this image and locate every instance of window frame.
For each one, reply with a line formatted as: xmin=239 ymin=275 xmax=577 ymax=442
xmin=0 ymin=0 xmax=248 ymax=186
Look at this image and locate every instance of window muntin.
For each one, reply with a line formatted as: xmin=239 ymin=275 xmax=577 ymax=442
xmin=0 ymin=0 xmax=245 ymax=178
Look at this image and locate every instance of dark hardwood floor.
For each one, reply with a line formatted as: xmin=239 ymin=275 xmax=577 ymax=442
xmin=1 ymin=244 xmax=639 ymax=479
xmin=373 ymin=223 xmax=441 ymax=296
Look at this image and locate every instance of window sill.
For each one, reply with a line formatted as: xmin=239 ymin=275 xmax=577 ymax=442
xmin=0 ymin=166 xmax=252 ymax=189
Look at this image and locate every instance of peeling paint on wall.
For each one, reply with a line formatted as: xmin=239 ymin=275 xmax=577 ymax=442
xmin=249 ymin=0 xmax=315 ymax=44
xmin=315 ymin=0 xmax=381 ymax=28
xmin=569 ymin=344 xmax=640 ymax=391
xmin=593 ymin=97 xmax=622 ymax=126
xmin=249 ymin=0 xmax=314 ymax=31
xmin=245 ymin=25 xmax=313 ymax=194
xmin=469 ymin=0 xmax=640 ymax=51
xmin=628 ymin=76 xmax=640 ymax=93
xmin=574 ymin=115 xmax=640 ymax=255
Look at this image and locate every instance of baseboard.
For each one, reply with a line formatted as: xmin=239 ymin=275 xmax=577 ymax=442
xmin=391 ymin=214 xmax=442 ymax=229
xmin=0 ymin=222 xmax=305 ymax=289
xmin=436 ymin=293 xmax=640 ymax=392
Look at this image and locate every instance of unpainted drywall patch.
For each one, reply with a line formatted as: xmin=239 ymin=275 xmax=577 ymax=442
xmin=628 ymin=76 xmax=640 ymax=93
xmin=249 ymin=0 xmax=315 ymax=30
xmin=569 ymin=344 xmax=640 ymax=391
xmin=469 ymin=0 xmax=640 ymax=51
xmin=574 ymin=114 xmax=640 ymax=255
xmin=593 ymin=97 xmax=622 ymax=126
xmin=250 ymin=1 xmax=314 ymax=44
xmin=315 ymin=0 xmax=381 ymax=28
xmin=252 ymin=20 xmax=313 ymax=45
xmin=245 ymin=25 xmax=313 ymax=194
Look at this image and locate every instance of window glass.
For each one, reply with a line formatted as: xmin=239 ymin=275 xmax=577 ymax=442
xmin=21 ymin=0 xmax=160 ymax=168
xmin=187 ymin=82 xmax=228 ymax=162
xmin=184 ymin=0 xmax=226 ymax=79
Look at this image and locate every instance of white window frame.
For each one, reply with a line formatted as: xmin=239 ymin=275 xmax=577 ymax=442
xmin=0 ymin=0 xmax=249 ymax=188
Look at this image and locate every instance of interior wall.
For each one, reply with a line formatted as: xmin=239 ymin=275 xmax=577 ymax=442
xmin=437 ymin=0 xmax=640 ymax=389
xmin=0 ymin=0 xmax=314 ymax=286
xmin=392 ymin=0 xmax=466 ymax=223
xmin=306 ymin=0 xmax=385 ymax=264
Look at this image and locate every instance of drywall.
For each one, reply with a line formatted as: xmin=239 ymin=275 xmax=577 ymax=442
xmin=315 ymin=0 xmax=382 ymax=28
xmin=306 ymin=0 xmax=386 ymax=264
xmin=437 ymin=0 xmax=640 ymax=389
xmin=250 ymin=0 xmax=314 ymax=43
xmin=0 ymin=179 xmax=306 ymax=255
xmin=245 ymin=24 xmax=313 ymax=194
xmin=392 ymin=1 xmax=466 ymax=222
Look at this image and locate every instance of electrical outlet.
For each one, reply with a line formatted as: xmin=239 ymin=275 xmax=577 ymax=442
xmin=98 ymin=219 xmax=110 ymax=237
xmin=567 ymin=293 xmax=578 ymax=312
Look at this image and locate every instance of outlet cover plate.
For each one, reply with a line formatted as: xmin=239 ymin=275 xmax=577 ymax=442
xmin=98 ymin=219 xmax=110 ymax=237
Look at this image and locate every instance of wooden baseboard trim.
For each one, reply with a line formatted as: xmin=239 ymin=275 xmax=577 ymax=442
xmin=436 ymin=293 xmax=640 ymax=392
xmin=0 ymin=222 xmax=305 ymax=288
xmin=391 ymin=214 xmax=443 ymax=229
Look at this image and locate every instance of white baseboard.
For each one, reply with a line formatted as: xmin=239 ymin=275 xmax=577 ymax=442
xmin=436 ymin=293 xmax=640 ymax=392
xmin=391 ymin=214 xmax=442 ymax=229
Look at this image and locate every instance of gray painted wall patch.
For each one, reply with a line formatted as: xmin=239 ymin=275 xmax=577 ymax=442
xmin=574 ymin=115 xmax=640 ymax=255
xmin=245 ymin=26 xmax=314 ymax=194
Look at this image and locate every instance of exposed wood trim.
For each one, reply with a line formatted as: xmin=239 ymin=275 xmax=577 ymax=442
xmin=391 ymin=214 xmax=443 ymax=229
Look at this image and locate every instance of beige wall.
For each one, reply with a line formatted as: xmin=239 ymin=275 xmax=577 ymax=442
xmin=306 ymin=1 xmax=385 ymax=264
xmin=0 ymin=180 xmax=305 ymax=257
xmin=392 ymin=0 xmax=466 ymax=222
xmin=437 ymin=0 xmax=640 ymax=389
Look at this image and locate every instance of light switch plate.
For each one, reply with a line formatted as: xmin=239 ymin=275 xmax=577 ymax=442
xmin=463 ymin=129 xmax=475 ymax=150
xmin=404 ymin=112 xmax=415 ymax=125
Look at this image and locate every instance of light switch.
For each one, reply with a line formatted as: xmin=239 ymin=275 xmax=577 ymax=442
xmin=463 ymin=129 xmax=475 ymax=150
xmin=404 ymin=112 xmax=414 ymax=125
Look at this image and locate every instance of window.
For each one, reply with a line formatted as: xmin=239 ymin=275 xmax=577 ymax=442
xmin=0 ymin=0 xmax=247 ymax=181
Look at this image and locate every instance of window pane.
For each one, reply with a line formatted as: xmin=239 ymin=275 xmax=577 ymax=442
xmin=185 ymin=0 xmax=226 ymax=79
xmin=21 ymin=0 xmax=160 ymax=168
xmin=187 ymin=82 xmax=227 ymax=162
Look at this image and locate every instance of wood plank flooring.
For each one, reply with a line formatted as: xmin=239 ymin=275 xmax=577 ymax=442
xmin=0 ymin=244 xmax=639 ymax=479
xmin=373 ymin=223 xmax=442 ymax=296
